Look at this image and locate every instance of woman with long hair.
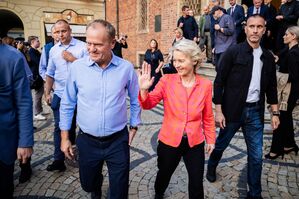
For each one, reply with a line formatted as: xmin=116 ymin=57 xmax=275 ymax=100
xmin=144 ymin=39 xmax=164 ymax=91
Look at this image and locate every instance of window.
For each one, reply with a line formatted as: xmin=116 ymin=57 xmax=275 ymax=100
xmin=138 ymin=0 xmax=148 ymax=32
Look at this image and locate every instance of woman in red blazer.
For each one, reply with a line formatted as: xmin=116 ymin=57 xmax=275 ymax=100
xmin=138 ymin=39 xmax=216 ymax=199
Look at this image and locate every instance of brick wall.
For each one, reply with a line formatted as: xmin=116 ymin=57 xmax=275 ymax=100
xmin=106 ymin=0 xmax=181 ymax=67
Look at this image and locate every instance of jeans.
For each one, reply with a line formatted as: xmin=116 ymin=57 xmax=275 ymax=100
xmin=208 ymin=104 xmax=264 ymax=198
xmin=77 ymin=127 xmax=129 ymax=199
xmin=51 ymin=94 xmax=77 ymax=161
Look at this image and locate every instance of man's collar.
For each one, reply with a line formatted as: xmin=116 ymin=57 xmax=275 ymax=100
xmin=87 ymin=52 xmax=119 ymax=69
xmin=58 ymin=37 xmax=75 ymax=46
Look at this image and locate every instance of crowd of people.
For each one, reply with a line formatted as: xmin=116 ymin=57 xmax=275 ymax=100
xmin=0 ymin=0 xmax=299 ymax=199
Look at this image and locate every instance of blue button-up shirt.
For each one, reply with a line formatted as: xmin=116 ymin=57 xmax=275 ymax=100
xmin=59 ymin=54 xmax=141 ymax=136
xmin=46 ymin=38 xmax=87 ymax=98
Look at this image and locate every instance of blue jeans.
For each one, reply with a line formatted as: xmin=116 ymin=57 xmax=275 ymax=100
xmin=208 ymin=104 xmax=264 ymax=198
xmin=51 ymin=94 xmax=77 ymax=161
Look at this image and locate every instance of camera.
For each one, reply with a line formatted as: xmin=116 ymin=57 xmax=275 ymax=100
xmin=120 ymin=34 xmax=128 ymax=40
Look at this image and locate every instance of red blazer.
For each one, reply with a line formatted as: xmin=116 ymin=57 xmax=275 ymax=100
xmin=139 ymin=74 xmax=216 ymax=147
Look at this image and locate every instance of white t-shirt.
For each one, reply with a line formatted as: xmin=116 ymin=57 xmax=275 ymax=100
xmin=246 ymin=46 xmax=263 ymax=103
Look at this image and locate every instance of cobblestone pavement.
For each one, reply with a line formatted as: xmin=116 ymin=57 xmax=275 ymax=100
xmin=13 ymin=101 xmax=299 ymax=199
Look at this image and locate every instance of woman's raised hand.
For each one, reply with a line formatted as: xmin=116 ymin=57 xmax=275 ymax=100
xmin=138 ymin=62 xmax=155 ymax=91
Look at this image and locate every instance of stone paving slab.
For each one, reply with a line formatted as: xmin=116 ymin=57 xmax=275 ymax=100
xmin=13 ymin=103 xmax=299 ymax=199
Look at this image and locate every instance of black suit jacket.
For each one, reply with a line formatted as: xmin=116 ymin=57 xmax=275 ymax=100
xmin=213 ymin=41 xmax=278 ymax=122
xmin=227 ymin=4 xmax=245 ymax=37
xmin=247 ymin=5 xmax=270 ymax=24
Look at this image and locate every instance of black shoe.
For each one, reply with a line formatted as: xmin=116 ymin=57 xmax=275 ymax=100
xmin=264 ymin=152 xmax=284 ymax=160
xmin=19 ymin=161 xmax=32 ymax=183
xmin=284 ymin=145 xmax=299 ymax=155
xmin=91 ymin=191 xmax=101 ymax=199
xmin=46 ymin=160 xmax=66 ymax=172
xmin=206 ymin=165 xmax=216 ymax=182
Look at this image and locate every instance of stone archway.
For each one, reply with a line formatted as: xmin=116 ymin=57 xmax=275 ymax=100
xmin=0 ymin=9 xmax=24 ymax=38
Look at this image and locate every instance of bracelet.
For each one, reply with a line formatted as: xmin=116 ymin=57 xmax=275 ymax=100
xmin=272 ymin=110 xmax=280 ymax=116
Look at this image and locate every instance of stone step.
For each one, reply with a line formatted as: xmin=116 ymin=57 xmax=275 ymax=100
xmin=197 ymin=63 xmax=216 ymax=81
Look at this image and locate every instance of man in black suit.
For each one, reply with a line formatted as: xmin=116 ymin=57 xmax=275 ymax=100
xmin=227 ymin=0 xmax=245 ymax=43
xmin=206 ymin=15 xmax=280 ymax=199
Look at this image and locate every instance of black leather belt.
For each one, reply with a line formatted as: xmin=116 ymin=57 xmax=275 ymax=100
xmin=245 ymin=101 xmax=259 ymax=107
xmin=79 ymin=127 xmax=125 ymax=142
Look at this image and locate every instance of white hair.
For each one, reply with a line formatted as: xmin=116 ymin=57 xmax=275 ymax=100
xmin=171 ymin=39 xmax=202 ymax=68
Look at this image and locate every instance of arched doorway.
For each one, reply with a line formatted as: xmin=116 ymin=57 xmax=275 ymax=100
xmin=0 ymin=9 xmax=24 ymax=39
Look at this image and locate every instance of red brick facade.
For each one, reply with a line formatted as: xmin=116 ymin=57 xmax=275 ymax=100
xmin=106 ymin=0 xmax=181 ymax=67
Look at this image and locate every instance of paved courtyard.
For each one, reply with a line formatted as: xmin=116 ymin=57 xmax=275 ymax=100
xmin=13 ymin=101 xmax=299 ymax=199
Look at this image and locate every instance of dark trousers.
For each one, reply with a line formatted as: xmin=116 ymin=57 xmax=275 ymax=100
xmin=270 ymin=95 xmax=298 ymax=153
xmin=155 ymin=138 xmax=205 ymax=199
xmin=208 ymin=104 xmax=263 ymax=198
xmin=149 ymin=72 xmax=162 ymax=92
xmin=0 ymin=161 xmax=14 ymax=199
xmin=214 ymin=53 xmax=223 ymax=73
xmin=51 ymin=94 xmax=77 ymax=161
xmin=77 ymin=127 xmax=129 ymax=199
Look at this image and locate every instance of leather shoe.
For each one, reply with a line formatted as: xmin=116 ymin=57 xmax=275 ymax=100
xmin=19 ymin=160 xmax=32 ymax=183
xmin=206 ymin=165 xmax=216 ymax=182
xmin=46 ymin=160 xmax=66 ymax=172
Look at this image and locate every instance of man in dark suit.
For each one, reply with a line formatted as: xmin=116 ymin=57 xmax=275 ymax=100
xmin=0 ymin=40 xmax=34 ymax=198
xmin=227 ymin=0 xmax=245 ymax=43
xmin=206 ymin=15 xmax=280 ymax=199
xmin=247 ymin=0 xmax=270 ymax=22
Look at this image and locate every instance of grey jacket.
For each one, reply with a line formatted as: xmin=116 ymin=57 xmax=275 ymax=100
xmin=214 ymin=14 xmax=236 ymax=54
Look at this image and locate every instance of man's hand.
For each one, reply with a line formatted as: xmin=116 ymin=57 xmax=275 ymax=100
xmin=62 ymin=51 xmax=76 ymax=62
xmin=129 ymin=128 xmax=137 ymax=146
xmin=17 ymin=147 xmax=33 ymax=164
xmin=215 ymin=111 xmax=226 ymax=129
xmin=45 ymin=93 xmax=52 ymax=105
xmin=205 ymin=144 xmax=215 ymax=155
xmin=61 ymin=138 xmax=73 ymax=160
xmin=276 ymin=15 xmax=283 ymax=20
xmin=214 ymin=24 xmax=221 ymax=31
xmin=271 ymin=115 xmax=280 ymax=130
xmin=179 ymin=22 xmax=184 ymax=28
xmin=61 ymin=131 xmax=74 ymax=160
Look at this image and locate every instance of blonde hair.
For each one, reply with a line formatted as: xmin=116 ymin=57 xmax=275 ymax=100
xmin=286 ymin=26 xmax=299 ymax=42
xmin=174 ymin=27 xmax=183 ymax=36
xmin=171 ymin=39 xmax=202 ymax=70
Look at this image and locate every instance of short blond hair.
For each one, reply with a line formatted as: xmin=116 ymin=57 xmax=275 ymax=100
xmin=174 ymin=27 xmax=183 ymax=36
xmin=170 ymin=39 xmax=202 ymax=70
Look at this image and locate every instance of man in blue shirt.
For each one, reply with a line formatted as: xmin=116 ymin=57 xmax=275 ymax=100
xmin=45 ymin=19 xmax=87 ymax=172
xmin=0 ymin=41 xmax=34 ymax=198
xmin=39 ymin=25 xmax=59 ymax=80
xmin=59 ymin=19 xmax=141 ymax=199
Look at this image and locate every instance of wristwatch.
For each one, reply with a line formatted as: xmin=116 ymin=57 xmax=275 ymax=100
xmin=272 ymin=110 xmax=280 ymax=116
xmin=129 ymin=126 xmax=138 ymax=131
